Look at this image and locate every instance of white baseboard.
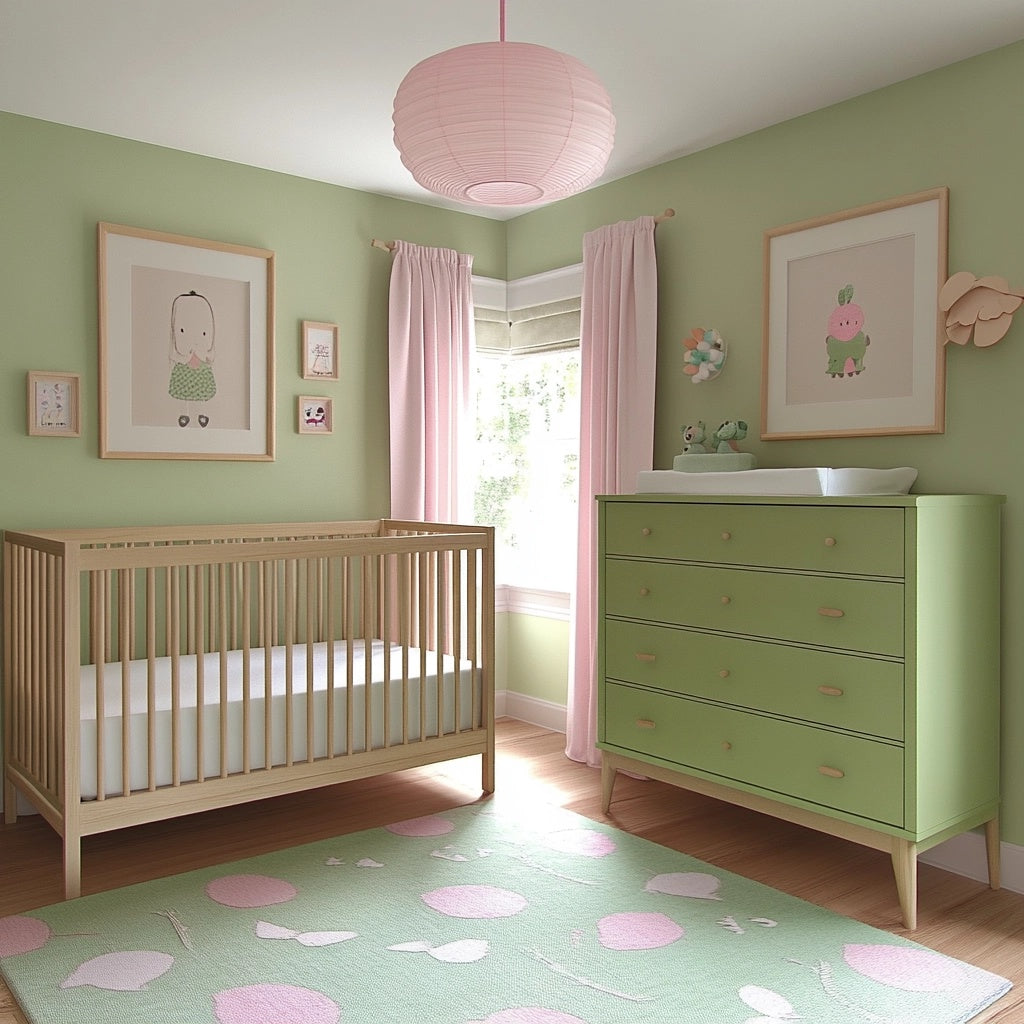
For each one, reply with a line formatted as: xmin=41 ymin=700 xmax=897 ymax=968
xmin=495 ymin=690 xmax=567 ymax=734
xmin=920 ymin=830 xmax=1024 ymax=895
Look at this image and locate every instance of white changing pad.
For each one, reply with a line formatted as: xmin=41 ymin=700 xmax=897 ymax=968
xmin=636 ymin=466 xmax=918 ymax=496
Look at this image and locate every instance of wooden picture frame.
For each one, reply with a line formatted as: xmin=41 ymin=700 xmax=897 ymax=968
xmin=97 ymin=222 xmax=276 ymax=460
xmin=762 ymin=187 xmax=948 ymax=440
xmin=27 ymin=371 xmax=81 ymax=437
xmin=298 ymin=395 xmax=333 ymax=434
xmin=301 ymin=321 xmax=339 ymax=380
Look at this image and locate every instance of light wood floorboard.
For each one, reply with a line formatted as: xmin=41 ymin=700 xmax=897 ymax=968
xmin=2 ymin=719 xmax=1023 ymax=1023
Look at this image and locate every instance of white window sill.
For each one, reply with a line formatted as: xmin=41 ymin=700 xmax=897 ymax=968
xmin=496 ymin=585 xmax=570 ymax=621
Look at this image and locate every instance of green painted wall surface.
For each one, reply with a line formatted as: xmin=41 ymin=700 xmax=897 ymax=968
xmin=504 ymin=614 xmax=570 ymax=703
xmin=0 ymin=112 xmax=505 ymax=530
xmin=507 ymin=41 xmax=1024 ymax=844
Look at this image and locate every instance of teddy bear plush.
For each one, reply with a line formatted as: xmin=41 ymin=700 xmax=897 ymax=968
xmin=680 ymin=421 xmax=708 ymax=454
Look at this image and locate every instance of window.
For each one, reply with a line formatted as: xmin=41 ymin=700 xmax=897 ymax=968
xmin=472 ymin=268 xmax=582 ymax=596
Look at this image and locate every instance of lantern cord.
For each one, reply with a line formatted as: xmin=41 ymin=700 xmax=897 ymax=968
xmin=371 ymin=210 xmax=672 ymax=253
xmin=499 ymin=0 xmax=506 ymax=42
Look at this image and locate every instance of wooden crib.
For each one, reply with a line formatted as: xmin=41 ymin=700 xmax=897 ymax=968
xmin=2 ymin=519 xmax=494 ymax=899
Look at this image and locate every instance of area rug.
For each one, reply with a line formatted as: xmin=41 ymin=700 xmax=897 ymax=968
xmin=0 ymin=796 xmax=1011 ymax=1024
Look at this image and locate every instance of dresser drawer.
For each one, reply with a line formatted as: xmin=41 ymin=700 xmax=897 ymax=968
xmin=603 ymin=683 xmax=904 ymax=826
xmin=604 ymin=619 xmax=903 ymax=739
xmin=605 ymin=559 xmax=904 ymax=656
xmin=604 ymin=501 xmax=904 ymax=577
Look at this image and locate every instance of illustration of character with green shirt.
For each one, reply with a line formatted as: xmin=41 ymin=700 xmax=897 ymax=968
xmin=169 ymin=289 xmax=216 ymax=427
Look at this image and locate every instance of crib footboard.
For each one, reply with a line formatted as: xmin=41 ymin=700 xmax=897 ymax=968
xmin=3 ymin=520 xmax=495 ymax=898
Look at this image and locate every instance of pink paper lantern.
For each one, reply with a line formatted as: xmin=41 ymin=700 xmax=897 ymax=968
xmin=393 ymin=21 xmax=614 ymax=206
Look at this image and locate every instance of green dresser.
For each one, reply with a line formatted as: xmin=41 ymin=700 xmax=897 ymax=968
xmin=597 ymin=493 xmax=1004 ymax=928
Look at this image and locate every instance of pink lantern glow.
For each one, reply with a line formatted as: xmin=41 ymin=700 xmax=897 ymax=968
xmin=392 ymin=3 xmax=615 ymax=206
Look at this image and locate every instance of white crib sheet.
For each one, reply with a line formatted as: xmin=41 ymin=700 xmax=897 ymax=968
xmin=78 ymin=640 xmax=480 ymax=799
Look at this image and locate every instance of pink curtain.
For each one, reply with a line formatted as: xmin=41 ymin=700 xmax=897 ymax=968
xmin=565 ymin=217 xmax=659 ymax=766
xmin=388 ymin=241 xmax=475 ymax=522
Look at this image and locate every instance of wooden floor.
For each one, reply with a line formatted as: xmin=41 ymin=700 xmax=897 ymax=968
xmin=2 ymin=718 xmax=1023 ymax=1023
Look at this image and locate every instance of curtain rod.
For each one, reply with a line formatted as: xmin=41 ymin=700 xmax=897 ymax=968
xmin=370 ymin=208 xmax=675 ymax=254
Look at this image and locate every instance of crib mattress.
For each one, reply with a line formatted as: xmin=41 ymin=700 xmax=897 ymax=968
xmin=78 ymin=640 xmax=480 ymax=799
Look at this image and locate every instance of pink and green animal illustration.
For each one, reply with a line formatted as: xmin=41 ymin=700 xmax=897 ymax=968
xmin=825 ymin=284 xmax=871 ymax=378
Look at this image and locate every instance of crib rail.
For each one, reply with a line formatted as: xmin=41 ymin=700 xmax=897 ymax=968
xmin=4 ymin=520 xmax=494 ymax=821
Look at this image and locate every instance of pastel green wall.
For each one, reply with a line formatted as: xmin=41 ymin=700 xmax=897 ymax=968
xmin=507 ymin=40 xmax=1024 ymax=845
xmin=503 ymin=614 xmax=571 ymax=703
xmin=0 ymin=112 xmax=506 ymax=530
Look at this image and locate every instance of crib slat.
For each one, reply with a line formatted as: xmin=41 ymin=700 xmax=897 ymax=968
xmin=468 ymin=549 xmax=479 ymax=730
xmin=146 ymin=568 xmax=157 ymax=792
xmin=381 ymin=554 xmax=390 ymax=750
xmin=263 ymin=561 xmax=274 ymax=772
xmin=305 ymin=558 xmax=315 ymax=765
xmin=284 ymin=559 xmax=295 ymax=768
xmin=362 ymin=555 xmax=372 ymax=754
xmin=418 ymin=551 xmax=428 ymax=742
xmin=453 ymin=549 xmax=462 ymax=734
xmin=92 ymin=571 xmax=106 ymax=801
xmin=346 ymin=557 xmax=354 ymax=757
xmin=170 ymin=567 xmax=182 ymax=788
xmin=193 ymin=565 xmax=205 ymax=784
xmin=119 ymin=568 xmax=131 ymax=798
xmin=325 ymin=556 xmax=336 ymax=760
xmin=242 ymin=561 xmax=252 ymax=775
xmin=219 ymin=562 xmax=229 ymax=779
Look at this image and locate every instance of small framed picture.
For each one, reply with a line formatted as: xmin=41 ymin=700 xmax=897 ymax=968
xmin=298 ymin=395 xmax=333 ymax=434
xmin=302 ymin=321 xmax=339 ymax=380
xmin=27 ymin=371 xmax=81 ymax=437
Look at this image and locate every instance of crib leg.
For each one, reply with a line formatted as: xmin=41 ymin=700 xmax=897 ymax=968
xmin=482 ymin=746 xmax=495 ymax=794
xmin=64 ymin=833 xmax=82 ymax=900
xmin=3 ymin=776 xmax=17 ymax=824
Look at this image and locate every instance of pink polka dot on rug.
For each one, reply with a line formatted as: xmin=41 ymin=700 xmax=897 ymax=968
xmin=597 ymin=911 xmax=684 ymax=950
xmin=385 ymin=815 xmax=455 ymax=837
xmin=205 ymin=874 xmax=298 ymax=908
xmin=0 ymin=916 xmax=52 ymax=957
xmin=481 ymin=1010 xmax=589 ymax=1024
xmin=422 ymin=884 xmax=527 ymax=919
xmin=843 ymin=943 xmax=970 ymax=993
xmin=212 ymin=983 xmax=341 ymax=1024
xmin=540 ymin=828 xmax=616 ymax=858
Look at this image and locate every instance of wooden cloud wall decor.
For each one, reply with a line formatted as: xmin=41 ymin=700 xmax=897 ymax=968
xmin=939 ymin=271 xmax=1023 ymax=347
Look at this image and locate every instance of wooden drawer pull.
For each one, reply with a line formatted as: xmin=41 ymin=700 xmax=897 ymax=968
xmin=635 ymin=652 xmax=656 ymax=663
xmin=639 ymin=587 xmax=651 ymax=597
xmin=641 ymin=527 xmax=652 ymax=536
xmin=720 ymin=595 xmax=732 ymax=605
xmin=721 ymin=741 xmax=732 ymax=751
xmin=824 ymin=537 xmax=837 ymax=547
xmin=817 ymin=607 xmax=844 ymax=618
xmin=718 ymin=669 xmax=731 ymax=679
xmin=636 ymin=719 xmax=656 ymax=730
xmin=818 ymin=685 xmax=844 ymax=697
xmin=721 ymin=531 xmax=732 ymax=541
xmin=818 ymin=765 xmax=845 ymax=779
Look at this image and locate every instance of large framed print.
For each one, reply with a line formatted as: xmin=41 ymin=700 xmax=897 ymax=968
xmin=762 ymin=188 xmax=948 ymax=440
xmin=98 ymin=222 xmax=276 ymax=460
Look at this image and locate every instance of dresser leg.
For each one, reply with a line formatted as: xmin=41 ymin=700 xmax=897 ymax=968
xmin=891 ymin=839 xmax=918 ymax=930
xmin=601 ymin=757 xmax=618 ymax=814
xmin=985 ymin=817 xmax=1001 ymax=890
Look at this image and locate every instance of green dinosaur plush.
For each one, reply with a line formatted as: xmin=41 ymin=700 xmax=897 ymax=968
xmin=712 ymin=419 xmax=748 ymax=453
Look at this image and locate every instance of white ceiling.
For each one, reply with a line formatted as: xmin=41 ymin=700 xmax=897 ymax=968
xmin=3 ymin=1 xmax=1024 ymax=220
